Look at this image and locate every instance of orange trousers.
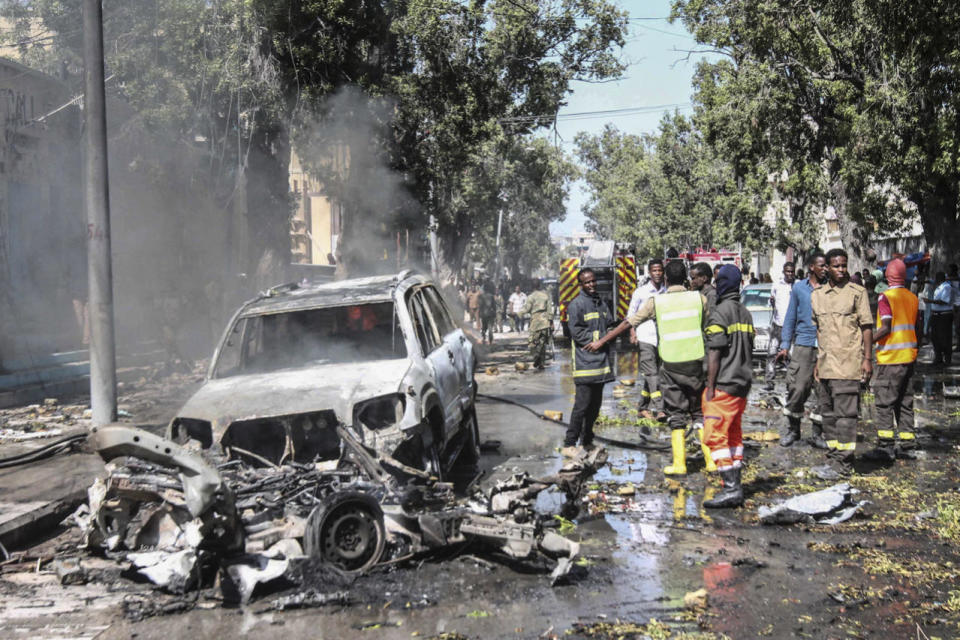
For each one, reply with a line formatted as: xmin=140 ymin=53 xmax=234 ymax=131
xmin=701 ymin=389 xmax=747 ymax=471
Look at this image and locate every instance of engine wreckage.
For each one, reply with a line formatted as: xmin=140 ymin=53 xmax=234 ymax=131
xmin=73 ymin=423 xmax=606 ymax=604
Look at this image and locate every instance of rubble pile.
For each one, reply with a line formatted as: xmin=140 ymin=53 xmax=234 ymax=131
xmin=69 ymin=423 xmax=605 ymax=606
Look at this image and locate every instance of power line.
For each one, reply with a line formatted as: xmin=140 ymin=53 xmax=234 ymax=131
xmin=499 ymin=103 xmax=692 ymax=124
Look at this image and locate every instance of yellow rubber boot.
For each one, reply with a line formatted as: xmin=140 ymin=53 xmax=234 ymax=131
xmin=672 ymin=487 xmax=687 ymax=521
xmin=663 ymin=428 xmax=687 ymax=475
xmin=699 ymin=428 xmax=717 ymax=472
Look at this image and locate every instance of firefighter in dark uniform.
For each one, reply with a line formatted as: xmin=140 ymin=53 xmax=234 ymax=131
xmin=563 ymin=268 xmax=616 ymax=456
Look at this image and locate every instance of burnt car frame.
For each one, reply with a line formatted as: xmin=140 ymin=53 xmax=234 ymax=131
xmin=167 ymin=271 xmax=479 ymax=477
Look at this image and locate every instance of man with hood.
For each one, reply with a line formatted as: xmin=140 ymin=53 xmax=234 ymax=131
xmin=869 ymin=258 xmax=920 ymax=461
xmin=701 ymin=265 xmax=755 ymax=507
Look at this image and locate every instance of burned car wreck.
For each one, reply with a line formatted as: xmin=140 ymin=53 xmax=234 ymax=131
xmin=74 ymin=422 xmax=606 ymax=605
xmin=168 ymin=272 xmax=481 ymax=480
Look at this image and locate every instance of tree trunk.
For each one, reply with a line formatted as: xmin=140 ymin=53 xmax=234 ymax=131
xmin=245 ymin=119 xmax=293 ymax=285
xmin=435 ymin=221 xmax=471 ymax=284
xmin=831 ymin=177 xmax=871 ymax=274
xmin=918 ymin=184 xmax=960 ymax=272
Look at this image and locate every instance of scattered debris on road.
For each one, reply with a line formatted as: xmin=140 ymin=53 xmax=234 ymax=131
xmin=758 ymin=483 xmax=870 ymax=525
xmin=68 ymin=422 xmax=606 ymax=606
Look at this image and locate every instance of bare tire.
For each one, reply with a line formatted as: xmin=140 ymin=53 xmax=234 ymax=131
xmin=458 ymin=408 xmax=481 ymax=465
xmin=304 ymin=492 xmax=386 ymax=573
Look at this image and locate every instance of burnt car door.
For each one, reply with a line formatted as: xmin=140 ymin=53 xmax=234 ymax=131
xmin=420 ymin=285 xmax=473 ymax=411
xmin=407 ymin=288 xmax=462 ymax=440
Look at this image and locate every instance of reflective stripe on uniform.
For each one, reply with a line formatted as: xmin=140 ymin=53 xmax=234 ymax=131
xmin=573 ymin=366 xmax=611 ymax=377
xmin=727 ymin=323 xmax=754 ymax=334
xmin=584 ymin=311 xmax=599 ymax=320
xmin=876 ymin=341 xmax=918 ymax=351
xmin=705 ymin=324 xmax=725 ymax=335
xmin=891 ymin=324 xmax=915 ymax=332
xmin=661 ymin=309 xmax=700 ymax=321
xmin=782 ymin=407 xmax=803 ymax=418
xmin=651 ymin=390 xmax=662 ymax=398
xmin=877 ymin=429 xmax=895 ymax=439
xmin=828 ymin=441 xmax=856 ymax=451
xmin=898 ymin=432 xmax=916 ymax=440
xmin=661 ymin=329 xmax=704 ymax=341
xmin=640 ymin=390 xmax=651 ymax=397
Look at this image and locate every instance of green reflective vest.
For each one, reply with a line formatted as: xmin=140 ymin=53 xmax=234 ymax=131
xmin=654 ymin=291 xmax=704 ymax=363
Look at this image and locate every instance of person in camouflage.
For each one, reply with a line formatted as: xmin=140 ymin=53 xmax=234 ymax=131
xmin=522 ymin=279 xmax=554 ymax=369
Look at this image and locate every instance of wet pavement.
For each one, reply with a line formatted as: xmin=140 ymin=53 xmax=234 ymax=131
xmin=3 ymin=334 xmax=960 ymax=638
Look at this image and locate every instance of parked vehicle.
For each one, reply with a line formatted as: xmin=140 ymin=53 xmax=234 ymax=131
xmin=741 ymin=283 xmax=773 ymax=358
xmin=167 ymin=270 xmax=478 ymax=478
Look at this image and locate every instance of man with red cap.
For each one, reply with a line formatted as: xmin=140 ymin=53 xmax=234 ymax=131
xmin=869 ymin=258 xmax=920 ymax=461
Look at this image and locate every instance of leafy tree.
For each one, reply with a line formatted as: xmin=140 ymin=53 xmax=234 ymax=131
xmin=576 ymin=114 xmax=770 ymax=260
xmin=465 ymin=135 xmax=578 ymax=280
xmin=672 ymin=0 xmax=960 ymax=267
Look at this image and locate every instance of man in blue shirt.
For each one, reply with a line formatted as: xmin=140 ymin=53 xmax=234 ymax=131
xmin=924 ymin=271 xmax=955 ymax=366
xmin=776 ymin=251 xmax=828 ymax=448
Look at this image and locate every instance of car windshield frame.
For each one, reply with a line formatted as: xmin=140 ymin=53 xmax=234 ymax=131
xmin=212 ymin=300 xmax=406 ymax=378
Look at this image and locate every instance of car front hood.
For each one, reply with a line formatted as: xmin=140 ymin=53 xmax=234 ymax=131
xmin=174 ymin=359 xmax=412 ymax=436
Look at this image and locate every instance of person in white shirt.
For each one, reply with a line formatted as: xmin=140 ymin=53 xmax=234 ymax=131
xmin=507 ymin=286 xmax=527 ymax=332
xmin=628 ymin=259 xmax=667 ymax=420
xmin=765 ymin=261 xmax=796 ymax=390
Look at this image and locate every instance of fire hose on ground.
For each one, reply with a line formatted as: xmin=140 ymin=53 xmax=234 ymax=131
xmin=476 ymin=392 xmax=671 ymax=451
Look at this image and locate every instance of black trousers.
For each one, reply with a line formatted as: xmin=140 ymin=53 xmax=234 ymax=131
xmin=931 ymin=311 xmax=953 ymax=364
xmin=566 ymin=382 xmax=604 ymax=447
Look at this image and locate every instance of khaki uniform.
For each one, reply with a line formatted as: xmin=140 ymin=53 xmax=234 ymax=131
xmin=811 ymin=281 xmax=873 ymax=469
xmin=522 ymin=290 xmax=553 ymax=368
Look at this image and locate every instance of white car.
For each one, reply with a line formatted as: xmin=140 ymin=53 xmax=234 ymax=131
xmin=167 ymin=271 xmax=478 ymax=477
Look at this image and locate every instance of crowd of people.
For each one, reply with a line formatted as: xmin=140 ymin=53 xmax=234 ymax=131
xmin=557 ymin=248 xmax=925 ymax=509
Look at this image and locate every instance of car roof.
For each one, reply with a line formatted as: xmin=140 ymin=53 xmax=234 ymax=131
xmin=241 ymin=272 xmax=427 ymax=316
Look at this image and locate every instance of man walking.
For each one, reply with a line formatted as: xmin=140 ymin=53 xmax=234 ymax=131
xmin=925 ymin=272 xmax=954 ymax=366
xmin=508 ymin=285 xmax=527 ymax=333
xmin=870 ymin=258 xmax=920 ymax=462
xmin=777 ymin=252 xmax=827 ymax=448
xmin=811 ymin=248 xmax=873 ymax=476
xmin=522 ymin=279 xmax=554 ymax=369
xmin=466 ymin=283 xmax=481 ymax=328
xmin=766 ymin=261 xmax=796 ymax=390
xmin=477 ymin=282 xmax=497 ymax=345
xmin=587 ymin=261 xmax=714 ymax=475
xmin=627 ymin=258 xmax=666 ymax=420
xmin=563 ymin=269 xmax=615 ymax=455
xmin=689 ymin=262 xmax=717 ymax=311
xmin=702 ymin=265 xmax=755 ymax=508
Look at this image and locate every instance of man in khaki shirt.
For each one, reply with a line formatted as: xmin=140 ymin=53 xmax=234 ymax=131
xmin=811 ymin=248 xmax=874 ymax=475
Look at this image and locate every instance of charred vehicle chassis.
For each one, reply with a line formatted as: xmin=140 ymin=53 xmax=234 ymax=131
xmin=77 ymin=424 xmax=606 ymax=604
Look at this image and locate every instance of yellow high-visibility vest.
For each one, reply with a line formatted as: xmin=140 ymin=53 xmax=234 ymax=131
xmin=875 ymin=286 xmax=919 ymax=365
xmin=654 ymin=291 xmax=704 ymax=363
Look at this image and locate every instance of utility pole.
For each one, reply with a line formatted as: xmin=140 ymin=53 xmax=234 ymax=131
xmin=83 ymin=0 xmax=117 ymax=425
xmin=494 ymin=205 xmax=504 ymax=286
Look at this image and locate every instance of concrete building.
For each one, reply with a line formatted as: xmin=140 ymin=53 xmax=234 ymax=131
xmin=289 ymin=148 xmax=343 ymax=266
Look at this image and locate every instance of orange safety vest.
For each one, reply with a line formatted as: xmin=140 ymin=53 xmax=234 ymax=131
xmin=875 ymin=286 xmax=919 ymax=365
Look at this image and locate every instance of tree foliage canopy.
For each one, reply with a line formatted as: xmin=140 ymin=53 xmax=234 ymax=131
xmin=576 ymin=114 xmax=770 ymax=259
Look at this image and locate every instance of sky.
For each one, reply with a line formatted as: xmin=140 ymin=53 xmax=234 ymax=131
xmin=549 ymin=0 xmax=712 ymax=236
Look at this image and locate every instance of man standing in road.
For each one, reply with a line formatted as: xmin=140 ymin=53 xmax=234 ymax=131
xmin=811 ymin=248 xmax=874 ymax=476
xmin=777 ymin=251 xmax=827 ymax=449
xmin=627 ymin=258 xmax=666 ymax=420
xmin=765 ymin=261 xmax=796 ymax=390
xmin=563 ymin=268 xmax=616 ymax=456
xmin=522 ymin=279 xmax=554 ymax=369
xmin=587 ymin=261 xmax=715 ymax=476
xmin=869 ymin=258 xmax=920 ymax=462
xmin=689 ymin=262 xmax=717 ymax=312
xmin=701 ymin=265 xmax=754 ymax=508
xmin=924 ymin=272 xmax=954 ymax=366
xmin=466 ymin=283 xmax=481 ymax=328
xmin=508 ymin=285 xmax=527 ymax=333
